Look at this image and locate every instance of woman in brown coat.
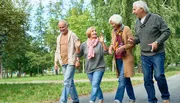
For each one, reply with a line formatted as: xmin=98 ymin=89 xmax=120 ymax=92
xmin=108 ymin=14 xmax=136 ymax=103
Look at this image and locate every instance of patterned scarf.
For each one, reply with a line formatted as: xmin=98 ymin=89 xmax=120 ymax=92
xmin=87 ymin=38 xmax=99 ymax=59
xmin=113 ymin=27 xmax=125 ymax=59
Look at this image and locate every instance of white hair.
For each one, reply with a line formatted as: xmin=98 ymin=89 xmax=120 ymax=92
xmin=58 ymin=20 xmax=69 ymax=27
xmin=133 ymin=0 xmax=149 ymax=13
xmin=109 ymin=14 xmax=122 ymax=25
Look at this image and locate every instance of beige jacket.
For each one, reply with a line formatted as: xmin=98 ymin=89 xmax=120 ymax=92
xmin=54 ymin=30 xmax=78 ymax=66
xmin=111 ymin=26 xmax=135 ymax=77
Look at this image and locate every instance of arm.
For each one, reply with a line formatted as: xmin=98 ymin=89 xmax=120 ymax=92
xmin=155 ymin=15 xmax=171 ymax=45
xmin=75 ymin=39 xmax=81 ymax=54
xmin=101 ymin=42 xmax=108 ymax=52
xmin=123 ymin=27 xmax=135 ymax=50
xmin=99 ymin=35 xmax=108 ymax=52
xmin=133 ymin=21 xmax=140 ymax=44
xmin=149 ymin=15 xmax=170 ymax=52
xmin=109 ymin=30 xmax=115 ymax=54
xmin=54 ymin=36 xmax=59 ymax=70
xmin=116 ymin=27 xmax=135 ymax=54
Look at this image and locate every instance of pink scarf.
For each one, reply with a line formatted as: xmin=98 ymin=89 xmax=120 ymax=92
xmin=87 ymin=38 xmax=99 ymax=59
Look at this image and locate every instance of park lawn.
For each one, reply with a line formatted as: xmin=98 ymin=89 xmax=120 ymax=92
xmin=0 ymin=68 xmax=179 ymax=103
xmin=0 ymin=80 xmax=143 ymax=103
xmin=0 ymin=68 xmax=179 ymax=83
xmin=0 ymin=71 xmax=142 ymax=83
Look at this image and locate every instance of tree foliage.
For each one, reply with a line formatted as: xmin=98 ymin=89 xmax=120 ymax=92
xmin=1 ymin=0 xmax=180 ymax=78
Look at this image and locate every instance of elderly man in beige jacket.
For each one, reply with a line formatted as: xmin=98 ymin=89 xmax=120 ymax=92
xmin=54 ymin=20 xmax=79 ymax=103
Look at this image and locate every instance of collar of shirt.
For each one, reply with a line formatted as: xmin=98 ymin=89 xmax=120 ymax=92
xmin=114 ymin=24 xmax=124 ymax=34
xmin=141 ymin=16 xmax=146 ymax=24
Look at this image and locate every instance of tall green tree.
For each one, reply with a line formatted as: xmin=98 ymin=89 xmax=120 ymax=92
xmin=0 ymin=0 xmax=31 ymax=78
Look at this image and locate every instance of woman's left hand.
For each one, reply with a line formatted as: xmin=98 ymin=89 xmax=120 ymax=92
xmin=99 ymin=34 xmax=104 ymax=43
xmin=116 ymin=46 xmax=125 ymax=55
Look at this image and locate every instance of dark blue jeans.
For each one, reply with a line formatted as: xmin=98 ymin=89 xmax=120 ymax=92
xmin=114 ymin=59 xmax=136 ymax=102
xmin=141 ymin=52 xmax=170 ymax=103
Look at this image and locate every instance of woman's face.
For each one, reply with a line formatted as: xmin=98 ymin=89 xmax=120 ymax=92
xmin=90 ymin=29 xmax=97 ymax=39
xmin=110 ymin=21 xmax=119 ymax=30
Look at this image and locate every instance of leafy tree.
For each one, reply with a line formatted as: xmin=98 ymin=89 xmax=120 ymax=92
xmin=0 ymin=0 xmax=30 ymax=78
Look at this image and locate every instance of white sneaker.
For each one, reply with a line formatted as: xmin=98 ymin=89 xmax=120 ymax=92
xmin=129 ymin=101 xmax=136 ymax=103
xmin=129 ymin=99 xmax=136 ymax=103
xmin=89 ymin=101 xmax=95 ymax=103
xmin=99 ymin=99 xmax=104 ymax=103
xmin=114 ymin=100 xmax=121 ymax=103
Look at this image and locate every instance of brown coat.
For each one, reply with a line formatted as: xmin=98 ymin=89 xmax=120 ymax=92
xmin=111 ymin=26 xmax=135 ymax=77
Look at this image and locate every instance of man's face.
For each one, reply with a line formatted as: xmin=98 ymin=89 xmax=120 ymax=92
xmin=58 ymin=22 xmax=68 ymax=35
xmin=132 ymin=6 xmax=143 ymax=18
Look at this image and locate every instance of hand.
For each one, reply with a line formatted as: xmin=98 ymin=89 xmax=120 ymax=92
xmin=75 ymin=39 xmax=81 ymax=48
xmin=75 ymin=61 xmax=80 ymax=69
xmin=54 ymin=63 xmax=58 ymax=70
xmin=128 ymin=37 xmax=134 ymax=44
xmin=108 ymin=45 xmax=113 ymax=55
xmin=99 ymin=34 xmax=104 ymax=43
xmin=116 ymin=46 xmax=125 ymax=55
xmin=148 ymin=41 xmax=158 ymax=52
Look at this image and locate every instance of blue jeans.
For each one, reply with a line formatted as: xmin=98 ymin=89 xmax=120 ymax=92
xmin=141 ymin=52 xmax=170 ymax=103
xmin=115 ymin=59 xmax=136 ymax=102
xmin=87 ymin=70 xmax=104 ymax=102
xmin=60 ymin=64 xmax=79 ymax=103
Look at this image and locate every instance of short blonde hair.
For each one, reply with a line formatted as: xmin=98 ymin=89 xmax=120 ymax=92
xmin=86 ymin=26 xmax=96 ymax=38
xmin=109 ymin=14 xmax=122 ymax=25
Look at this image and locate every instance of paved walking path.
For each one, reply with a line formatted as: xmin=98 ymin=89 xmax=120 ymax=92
xmin=77 ymin=74 xmax=180 ymax=103
xmin=1 ymin=74 xmax=179 ymax=103
xmin=0 ymin=77 xmax=143 ymax=84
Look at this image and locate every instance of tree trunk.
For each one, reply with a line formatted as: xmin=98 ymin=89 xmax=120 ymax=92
xmin=0 ymin=60 xmax=2 ymax=79
xmin=6 ymin=69 xmax=9 ymax=78
xmin=17 ymin=63 xmax=21 ymax=77
xmin=41 ymin=68 xmax=44 ymax=76
xmin=30 ymin=71 xmax=33 ymax=77
xmin=11 ymin=70 xmax=13 ymax=78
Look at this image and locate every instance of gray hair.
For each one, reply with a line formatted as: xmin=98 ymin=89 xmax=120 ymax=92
xmin=109 ymin=14 xmax=122 ymax=25
xmin=58 ymin=20 xmax=69 ymax=27
xmin=133 ymin=0 xmax=149 ymax=13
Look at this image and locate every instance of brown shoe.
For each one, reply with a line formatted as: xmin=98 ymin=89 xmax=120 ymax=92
xmin=162 ymin=99 xmax=170 ymax=103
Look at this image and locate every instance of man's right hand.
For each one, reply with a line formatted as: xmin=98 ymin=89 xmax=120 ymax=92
xmin=75 ymin=39 xmax=81 ymax=48
xmin=54 ymin=63 xmax=59 ymax=70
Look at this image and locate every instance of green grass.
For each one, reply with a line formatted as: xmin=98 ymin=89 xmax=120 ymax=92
xmin=0 ymin=83 xmax=61 ymax=103
xmin=0 ymin=71 xmax=143 ymax=82
xmin=0 ymin=80 xmax=142 ymax=103
xmin=0 ymin=69 xmax=179 ymax=103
